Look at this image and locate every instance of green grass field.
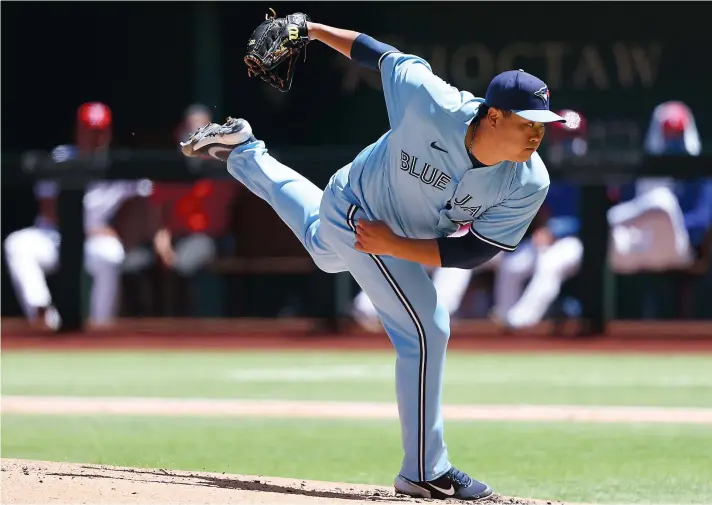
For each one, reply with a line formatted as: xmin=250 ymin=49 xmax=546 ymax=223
xmin=4 ymin=350 xmax=712 ymax=406
xmin=3 ymin=349 xmax=712 ymax=504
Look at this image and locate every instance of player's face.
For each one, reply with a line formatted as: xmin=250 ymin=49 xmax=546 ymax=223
xmin=497 ymin=113 xmax=546 ymax=162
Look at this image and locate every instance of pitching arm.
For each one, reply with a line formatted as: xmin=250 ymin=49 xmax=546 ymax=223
xmin=306 ymin=23 xmax=398 ymax=70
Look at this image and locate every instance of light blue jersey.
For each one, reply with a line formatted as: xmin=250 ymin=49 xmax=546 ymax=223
xmin=343 ymin=52 xmax=549 ymax=250
xmin=225 ymin=48 xmax=555 ymax=488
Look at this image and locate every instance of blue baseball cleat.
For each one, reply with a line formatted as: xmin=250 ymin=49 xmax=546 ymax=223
xmin=394 ymin=467 xmax=493 ymax=501
xmin=180 ymin=117 xmax=254 ymax=161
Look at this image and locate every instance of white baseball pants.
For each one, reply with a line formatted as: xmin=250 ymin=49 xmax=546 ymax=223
xmin=4 ymin=227 xmax=125 ymax=324
xmin=494 ymin=236 xmax=583 ymax=328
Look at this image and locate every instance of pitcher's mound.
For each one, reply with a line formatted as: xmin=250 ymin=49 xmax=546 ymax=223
xmin=1 ymin=458 xmax=564 ymax=505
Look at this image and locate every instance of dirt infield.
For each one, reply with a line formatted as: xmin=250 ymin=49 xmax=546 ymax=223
xmin=3 ymin=318 xmax=712 ymax=353
xmin=9 ymin=399 xmax=678 ymax=505
xmin=1 ymin=459 xmax=566 ymax=505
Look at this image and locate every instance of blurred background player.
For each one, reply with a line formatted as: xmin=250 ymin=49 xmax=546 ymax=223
xmin=122 ymin=104 xmax=238 ymax=317
xmin=643 ymin=101 xmax=701 ymax=158
xmin=3 ymin=102 xmax=150 ymax=329
xmin=617 ymin=100 xmax=711 ymax=317
xmin=607 ymin=101 xmax=701 ymax=274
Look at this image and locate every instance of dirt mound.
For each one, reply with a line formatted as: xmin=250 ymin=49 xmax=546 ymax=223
xmin=1 ymin=459 xmax=565 ymax=505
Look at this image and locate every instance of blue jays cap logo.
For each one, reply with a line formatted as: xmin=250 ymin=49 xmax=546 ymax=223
xmin=534 ymin=86 xmax=550 ymax=107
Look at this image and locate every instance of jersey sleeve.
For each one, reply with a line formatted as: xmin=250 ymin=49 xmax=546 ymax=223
xmin=470 ymin=184 xmax=550 ymax=251
xmin=379 ymin=52 xmax=463 ymax=128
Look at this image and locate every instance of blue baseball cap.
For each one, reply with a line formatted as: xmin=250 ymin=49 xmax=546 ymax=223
xmin=485 ymin=69 xmax=566 ymax=123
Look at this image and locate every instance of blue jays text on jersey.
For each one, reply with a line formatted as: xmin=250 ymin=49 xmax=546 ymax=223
xmin=399 ymin=150 xmax=452 ymax=191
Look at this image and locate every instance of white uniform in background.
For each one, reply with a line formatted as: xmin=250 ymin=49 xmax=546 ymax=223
xmin=493 ymin=232 xmax=583 ymax=328
xmin=607 ymin=101 xmax=699 ymax=273
xmin=4 ymin=150 xmax=152 ymax=325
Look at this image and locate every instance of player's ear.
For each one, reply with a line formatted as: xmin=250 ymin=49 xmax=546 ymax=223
xmin=487 ymin=107 xmax=501 ymax=128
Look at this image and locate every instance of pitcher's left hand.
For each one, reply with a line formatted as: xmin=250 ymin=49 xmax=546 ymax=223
xmin=355 ymin=219 xmax=400 ymax=256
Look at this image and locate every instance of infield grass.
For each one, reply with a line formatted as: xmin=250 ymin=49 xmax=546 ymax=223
xmin=3 ymin=350 xmax=712 ymax=407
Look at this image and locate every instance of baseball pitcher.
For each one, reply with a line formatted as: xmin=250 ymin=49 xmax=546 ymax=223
xmin=181 ymin=12 xmax=565 ymax=500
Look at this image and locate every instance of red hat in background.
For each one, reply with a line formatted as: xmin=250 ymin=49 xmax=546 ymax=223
xmin=77 ymin=102 xmax=112 ymax=130
xmin=659 ymin=102 xmax=689 ymax=137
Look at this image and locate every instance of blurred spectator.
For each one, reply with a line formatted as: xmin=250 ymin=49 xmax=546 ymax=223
xmin=122 ymin=104 xmax=238 ymax=316
xmin=3 ymin=102 xmax=150 ymax=329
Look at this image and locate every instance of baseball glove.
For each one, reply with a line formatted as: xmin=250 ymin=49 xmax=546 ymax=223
xmin=244 ymin=9 xmax=311 ymax=92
